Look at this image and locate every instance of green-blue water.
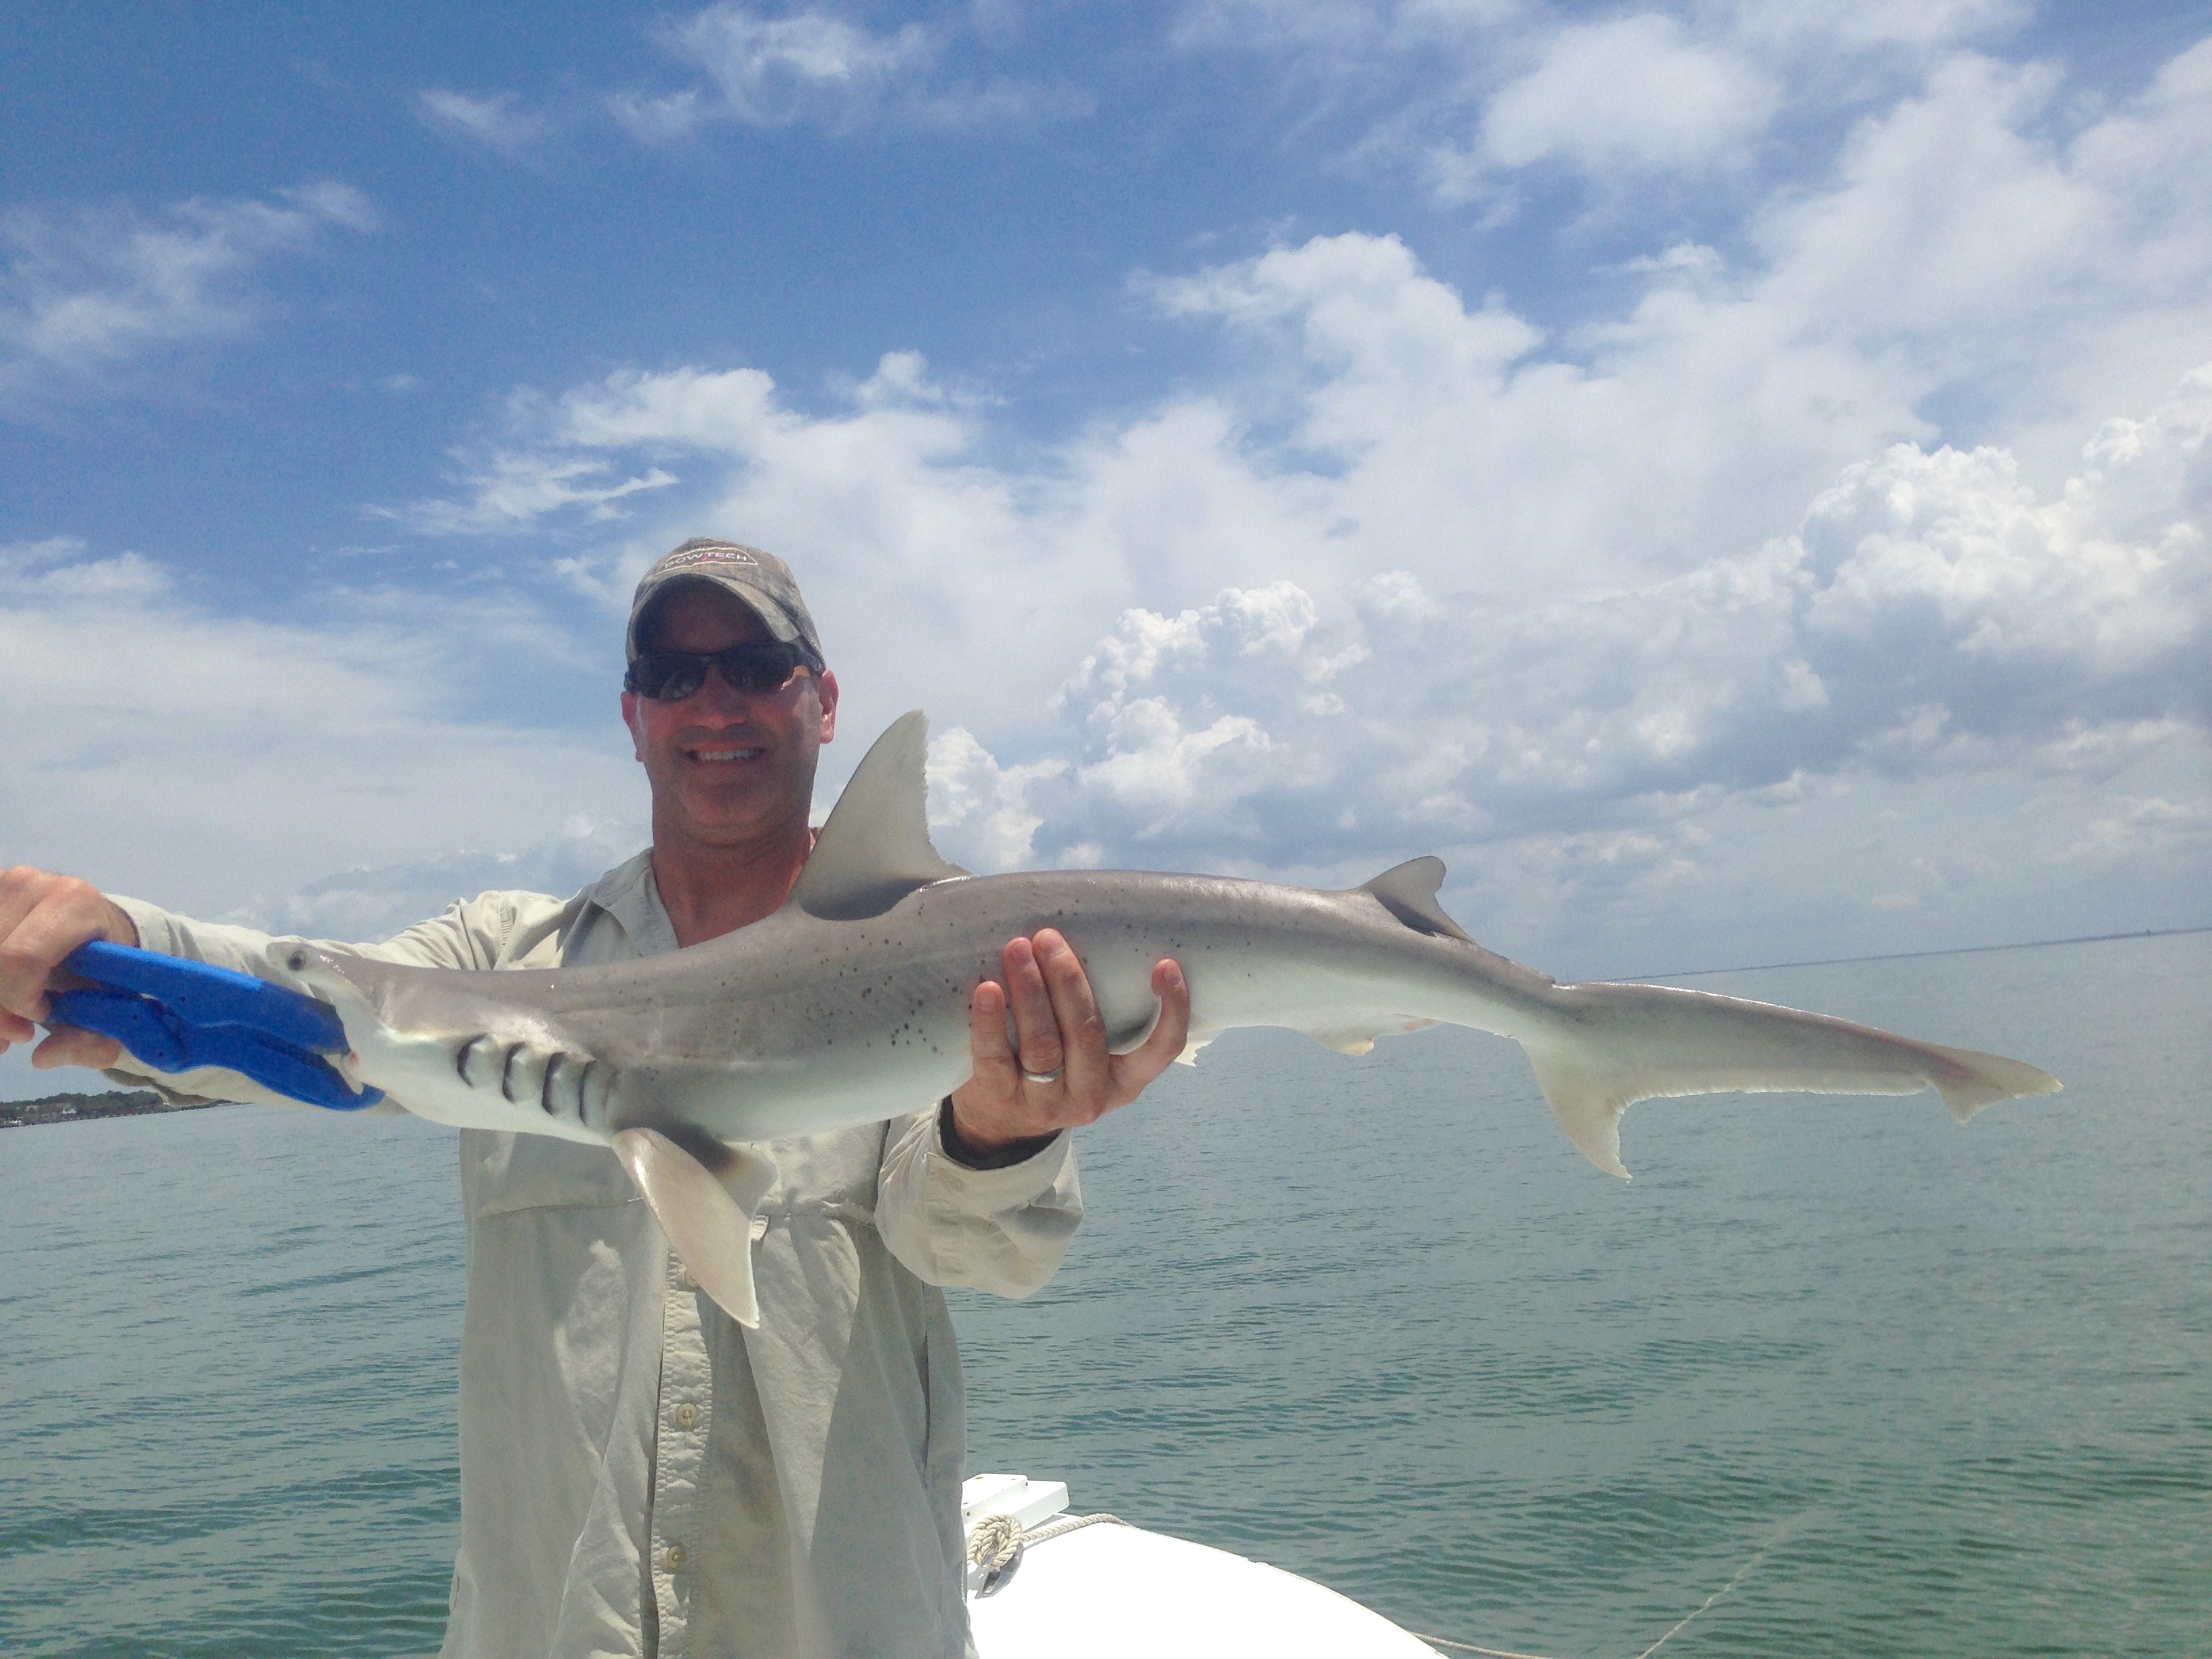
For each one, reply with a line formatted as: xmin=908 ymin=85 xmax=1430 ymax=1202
xmin=2 ymin=933 xmax=2205 ymax=1657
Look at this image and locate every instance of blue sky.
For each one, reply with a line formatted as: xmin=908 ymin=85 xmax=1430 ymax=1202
xmin=4 ymin=1 xmax=2209 ymax=1094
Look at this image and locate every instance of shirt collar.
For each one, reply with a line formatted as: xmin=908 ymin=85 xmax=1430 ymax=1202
xmin=575 ymin=846 xmax=681 ymax=958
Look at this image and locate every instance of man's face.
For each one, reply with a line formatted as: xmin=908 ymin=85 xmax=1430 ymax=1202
xmin=620 ymin=583 xmax=838 ymax=850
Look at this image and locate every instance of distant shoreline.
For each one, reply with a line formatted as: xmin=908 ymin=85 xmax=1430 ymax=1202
xmin=0 ymin=1089 xmax=228 ymax=1129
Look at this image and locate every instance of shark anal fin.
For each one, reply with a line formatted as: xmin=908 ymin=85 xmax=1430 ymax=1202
xmin=787 ymin=710 xmax=971 ymax=922
xmin=1309 ymin=1014 xmax=1438 ymax=1057
xmin=612 ymin=1127 xmax=778 ymax=1328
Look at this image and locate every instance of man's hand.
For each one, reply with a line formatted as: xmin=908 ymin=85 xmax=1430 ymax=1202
xmin=949 ymin=928 xmax=1190 ymax=1156
xmin=0 ymin=865 xmax=139 ymax=1070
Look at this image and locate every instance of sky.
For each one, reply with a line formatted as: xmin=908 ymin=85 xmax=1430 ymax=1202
xmin=3 ymin=1 xmax=2209 ymax=1095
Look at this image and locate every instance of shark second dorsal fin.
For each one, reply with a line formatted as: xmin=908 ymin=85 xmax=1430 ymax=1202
xmin=1356 ymin=856 xmax=1474 ymax=943
xmin=787 ymin=710 xmax=971 ymax=922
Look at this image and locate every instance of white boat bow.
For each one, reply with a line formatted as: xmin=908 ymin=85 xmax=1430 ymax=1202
xmin=962 ymin=1473 xmax=1443 ymax=1657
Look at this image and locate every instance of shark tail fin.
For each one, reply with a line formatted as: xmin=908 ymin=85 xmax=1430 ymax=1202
xmin=1919 ymin=1040 xmax=2066 ymax=1123
xmin=1522 ymin=987 xmax=2063 ymax=1181
xmin=613 ymin=1127 xmax=778 ymax=1327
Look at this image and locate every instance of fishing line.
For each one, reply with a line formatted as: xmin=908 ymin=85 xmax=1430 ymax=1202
xmin=1412 ymin=1511 xmax=1817 ymax=1659
xmin=1624 ymin=1510 xmax=1817 ymax=1659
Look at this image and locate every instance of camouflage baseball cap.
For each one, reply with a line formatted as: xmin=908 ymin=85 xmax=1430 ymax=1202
xmin=626 ymin=537 xmax=825 ymax=664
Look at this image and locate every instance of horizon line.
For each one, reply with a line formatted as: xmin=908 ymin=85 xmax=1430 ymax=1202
xmin=1630 ymin=923 xmax=2211 ymax=983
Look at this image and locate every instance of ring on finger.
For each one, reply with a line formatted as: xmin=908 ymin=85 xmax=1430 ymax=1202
xmin=1020 ymin=1065 xmax=1065 ymax=1085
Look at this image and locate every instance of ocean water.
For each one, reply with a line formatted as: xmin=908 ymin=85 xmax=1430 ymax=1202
xmin=1 ymin=932 xmax=2205 ymax=1658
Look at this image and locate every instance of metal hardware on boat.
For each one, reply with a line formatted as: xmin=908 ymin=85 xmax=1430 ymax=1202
xmin=968 ymin=1513 xmax=1025 ymax=1597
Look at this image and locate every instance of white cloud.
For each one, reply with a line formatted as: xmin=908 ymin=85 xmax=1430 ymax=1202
xmin=663 ymin=5 xmax=932 ymax=125
xmin=396 ymin=308 xmax=2192 ymax=922
xmin=1729 ymin=0 xmax=2028 ymax=57
xmin=0 ymin=184 xmax=375 ymax=403
xmin=387 ymin=188 xmax=2207 ymax=904
xmin=611 ymin=2 xmax=1082 ymax=139
xmin=1174 ymin=0 xmax=2108 ymax=231
xmin=385 ymin=451 xmax=680 ymax=535
xmin=925 ymin=348 xmax=2204 ymax=880
xmin=1175 ymin=0 xmax=2022 ymax=61
xmin=2060 ymin=796 xmax=2212 ymax=864
xmin=927 ymin=726 xmax=1064 ymax=873
xmin=1458 ymin=14 xmax=1780 ymax=181
xmin=276 ymin=813 xmax=647 ymax=943
xmin=906 ymin=363 xmax=2205 ymax=962
xmin=1800 ymin=373 xmax=2211 ymax=686
xmin=0 ymin=536 xmax=640 ymax=930
xmin=417 ymin=88 xmax=554 ymax=157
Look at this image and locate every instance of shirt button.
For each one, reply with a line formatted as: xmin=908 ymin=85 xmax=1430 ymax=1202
xmin=675 ymin=1403 xmax=699 ymax=1429
xmin=680 ymin=1267 xmax=699 ymax=1290
xmin=665 ymin=1542 xmax=687 ymax=1571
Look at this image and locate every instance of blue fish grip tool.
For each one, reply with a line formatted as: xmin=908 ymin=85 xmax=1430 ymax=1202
xmin=48 ymin=941 xmax=384 ymax=1112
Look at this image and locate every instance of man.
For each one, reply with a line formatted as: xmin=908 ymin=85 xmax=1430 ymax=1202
xmin=0 ymin=537 xmax=1191 ymax=1659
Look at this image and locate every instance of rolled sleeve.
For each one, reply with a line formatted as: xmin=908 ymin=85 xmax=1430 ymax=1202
xmin=874 ymin=1107 xmax=1083 ymax=1298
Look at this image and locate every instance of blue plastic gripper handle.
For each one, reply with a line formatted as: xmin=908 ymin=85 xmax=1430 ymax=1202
xmin=52 ymin=942 xmax=383 ymax=1113
xmin=68 ymin=940 xmax=348 ymax=1053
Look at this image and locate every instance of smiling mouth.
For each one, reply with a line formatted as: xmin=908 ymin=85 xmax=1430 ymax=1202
xmin=690 ymin=746 xmax=764 ymax=764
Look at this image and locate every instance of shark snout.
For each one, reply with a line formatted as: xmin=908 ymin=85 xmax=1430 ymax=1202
xmin=267 ymin=941 xmax=379 ymax=1042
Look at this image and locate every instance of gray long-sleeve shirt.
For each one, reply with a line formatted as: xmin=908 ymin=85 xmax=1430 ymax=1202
xmin=110 ymin=848 xmax=1083 ymax=1659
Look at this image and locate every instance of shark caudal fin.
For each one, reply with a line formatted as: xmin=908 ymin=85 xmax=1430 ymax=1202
xmin=613 ymin=1128 xmax=779 ymax=1327
xmin=787 ymin=710 xmax=970 ymax=922
xmin=1520 ymin=982 xmax=2062 ymax=1179
xmin=1917 ymin=1040 xmax=2066 ymax=1122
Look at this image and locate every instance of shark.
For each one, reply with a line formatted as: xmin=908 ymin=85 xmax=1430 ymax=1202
xmin=276 ymin=711 xmax=2062 ymax=1328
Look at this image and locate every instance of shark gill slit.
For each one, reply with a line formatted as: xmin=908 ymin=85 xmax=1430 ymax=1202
xmin=456 ymin=1034 xmax=493 ymax=1086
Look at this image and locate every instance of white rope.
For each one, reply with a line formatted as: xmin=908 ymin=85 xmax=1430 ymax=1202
xmin=964 ymin=1511 xmax=1022 ymax=1569
xmin=965 ymin=1509 xmax=1128 ymax=1559
xmin=1017 ymin=1511 xmax=1129 ymax=1544
xmin=1410 ymin=1636 xmax=1564 ymax=1659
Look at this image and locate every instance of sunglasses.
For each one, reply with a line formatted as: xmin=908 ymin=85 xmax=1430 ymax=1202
xmin=624 ymin=641 xmax=823 ymax=701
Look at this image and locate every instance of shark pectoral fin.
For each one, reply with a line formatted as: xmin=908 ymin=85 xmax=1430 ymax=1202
xmin=611 ymin=1127 xmax=778 ymax=1328
xmin=1172 ymin=1026 xmax=1219 ymax=1067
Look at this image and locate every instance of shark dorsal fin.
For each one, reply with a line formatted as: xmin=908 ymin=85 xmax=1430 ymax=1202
xmin=1356 ymin=856 xmax=1473 ymax=943
xmin=787 ymin=710 xmax=971 ymax=922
